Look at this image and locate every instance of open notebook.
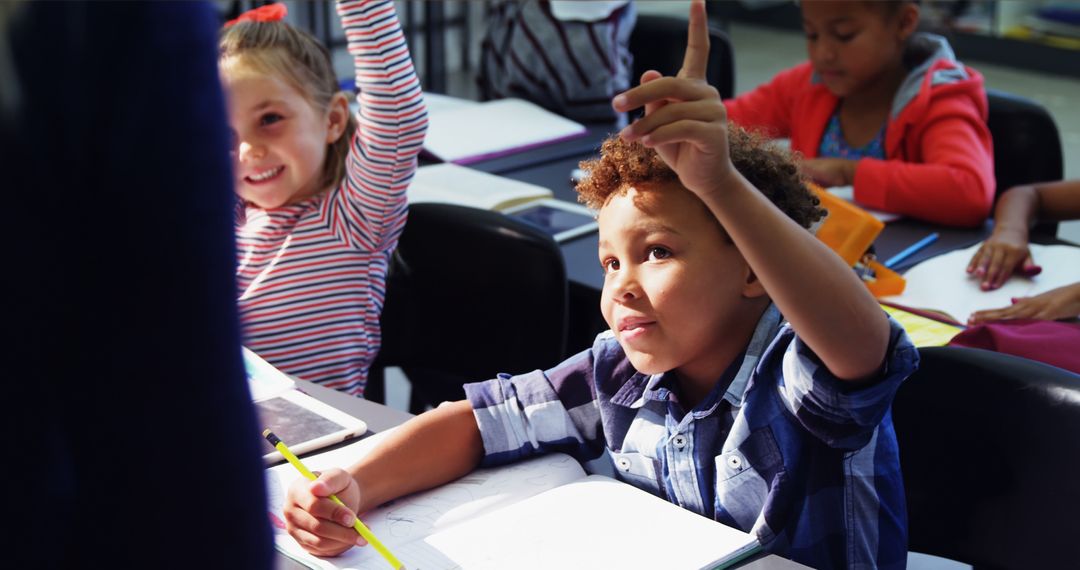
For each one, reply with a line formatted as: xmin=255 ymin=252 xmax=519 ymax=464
xmin=422 ymin=94 xmax=587 ymax=165
xmin=244 ymin=348 xmax=367 ymax=463
xmin=267 ymin=430 xmax=761 ymax=570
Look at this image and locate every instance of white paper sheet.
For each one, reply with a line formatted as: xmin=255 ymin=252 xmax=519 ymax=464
xmin=880 ymin=242 xmax=1080 ymax=323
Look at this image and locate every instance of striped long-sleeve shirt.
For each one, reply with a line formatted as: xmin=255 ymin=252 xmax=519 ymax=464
xmin=236 ymin=0 xmax=426 ymax=397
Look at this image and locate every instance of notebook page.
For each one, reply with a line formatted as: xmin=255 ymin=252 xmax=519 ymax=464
xmin=422 ymin=475 xmax=759 ymax=570
xmin=269 ymin=445 xmax=588 ymax=569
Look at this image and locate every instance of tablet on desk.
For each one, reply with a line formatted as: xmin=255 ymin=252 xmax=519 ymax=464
xmin=243 ymin=347 xmax=367 ymax=463
xmin=503 ymin=198 xmax=598 ymax=243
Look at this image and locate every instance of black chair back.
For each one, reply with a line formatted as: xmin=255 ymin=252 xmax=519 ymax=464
xmin=368 ymin=203 xmax=569 ymax=412
xmin=893 ymin=346 xmax=1080 ymax=569
xmin=986 ymin=88 xmax=1063 ymax=236
xmin=629 ymin=13 xmax=735 ymax=99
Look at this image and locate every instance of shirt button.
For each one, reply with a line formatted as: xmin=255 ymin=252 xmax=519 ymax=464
xmin=673 ymin=435 xmax=687 ymax=450
xmin=727 ymin=455 xmax=742 ymax=470
xmin=616 ymin=457 xmax=632 ymax=471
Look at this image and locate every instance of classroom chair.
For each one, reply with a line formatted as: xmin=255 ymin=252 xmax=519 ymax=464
xmin=629 ymin=13 xmax=735 ymax=99
xmin=892 ymin=346 xmax=1080 ymax=569
xmin=986 ymin=88 xmax=1064 ymax=237
xmin=366 ymin=203 xmax=569 ymax=413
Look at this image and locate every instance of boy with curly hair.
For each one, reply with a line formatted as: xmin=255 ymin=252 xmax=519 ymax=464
xmin=282 ymin=2 xmax=917 ymax=568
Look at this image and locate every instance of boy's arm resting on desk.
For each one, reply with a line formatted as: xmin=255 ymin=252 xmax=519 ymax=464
xmin=283 ymin=400 xmax=483 ymax=557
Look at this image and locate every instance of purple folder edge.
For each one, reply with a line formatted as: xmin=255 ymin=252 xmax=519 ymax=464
xmin=421 ymin=128 xmax=589 ymax=166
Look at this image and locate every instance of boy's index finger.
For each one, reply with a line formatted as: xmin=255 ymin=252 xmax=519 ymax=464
xmin=678 ymin=0 xmax=710 ymax=80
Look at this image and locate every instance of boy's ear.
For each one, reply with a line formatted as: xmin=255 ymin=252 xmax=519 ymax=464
xmin=324 ymin=92 xmax=351 ymax=144
xmin=897 ymin=2 xmax=920 ymax=40
xmin=741 ymin=264 xmax=767 ymax=299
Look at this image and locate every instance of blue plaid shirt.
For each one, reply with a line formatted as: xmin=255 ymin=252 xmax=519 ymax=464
xmin=465 ymin=305 xmax=918 ymax=569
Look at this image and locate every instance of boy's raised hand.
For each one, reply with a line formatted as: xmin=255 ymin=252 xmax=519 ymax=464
xmin=613 ymin=0 xmax=733 ymax=197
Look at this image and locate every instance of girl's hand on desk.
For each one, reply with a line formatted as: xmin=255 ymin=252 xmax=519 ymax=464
xmin=966 ymin=227 xmax=1036 ymax=290
xmin=284 ymin=468 xmax=367 ymax=556
xmin=968 ymin=282 xmax=1080 ymax=324
xmin=799 ymin=158 xmax=856 ymax=188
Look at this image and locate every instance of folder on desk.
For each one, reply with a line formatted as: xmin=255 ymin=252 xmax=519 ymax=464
xmin=267 ymin=434 xmax=761 ymax=570
xmin=422 ymin=96 xmax=587 ymax=165
xmin=811 ymin=185 xmax=906 ymax=297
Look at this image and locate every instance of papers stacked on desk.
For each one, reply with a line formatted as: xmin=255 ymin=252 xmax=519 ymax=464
xmin=422 ymin=94 xmax=587 ymax=165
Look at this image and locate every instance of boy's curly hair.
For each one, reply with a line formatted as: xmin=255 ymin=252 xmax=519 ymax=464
xmin=576 ymin=124 xmax=824 ymax=230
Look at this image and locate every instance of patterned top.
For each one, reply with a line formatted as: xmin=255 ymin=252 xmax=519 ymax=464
xmin=465 ymin=305 xmax=918 ymax=569
xmin=235 ymin=0 xmax=427 ymax=396
xmin=817 ymin=112 xmax=886 ymax=160
xmin=478 ymin=0 xmax=636 ymax=123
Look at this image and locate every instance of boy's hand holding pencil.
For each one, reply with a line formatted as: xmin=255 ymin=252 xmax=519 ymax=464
xmin=270 ymin=429 xmax=404 ymax=568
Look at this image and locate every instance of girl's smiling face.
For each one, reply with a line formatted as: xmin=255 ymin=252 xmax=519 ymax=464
xmin=224 ymin=67 xmax=341 ymax=209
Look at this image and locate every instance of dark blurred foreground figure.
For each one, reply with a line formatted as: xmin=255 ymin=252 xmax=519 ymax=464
xmin=2 ymin=2 xmax=273 ymax=567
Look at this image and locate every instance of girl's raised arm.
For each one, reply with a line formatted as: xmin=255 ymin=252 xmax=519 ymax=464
xmin=332 ymin=0 xmax=427 ymax=251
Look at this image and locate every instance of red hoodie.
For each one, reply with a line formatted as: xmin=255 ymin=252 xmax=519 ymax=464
xmin=725 ymin=39 xmax=994 ymax=228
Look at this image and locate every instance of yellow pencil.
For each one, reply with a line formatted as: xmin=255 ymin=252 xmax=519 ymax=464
xmin=263 ymin=429 xmax=405 ymax=570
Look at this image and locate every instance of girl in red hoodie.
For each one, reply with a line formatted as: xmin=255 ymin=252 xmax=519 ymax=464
xmin=724 ymin=0 xmax=994 ymax=227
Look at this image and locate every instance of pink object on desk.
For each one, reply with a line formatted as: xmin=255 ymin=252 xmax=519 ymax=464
xmin=1016 ymin=264 xmax=1043 ymax=277
xmin=949 ymin=319 xmax=1080 ymax=374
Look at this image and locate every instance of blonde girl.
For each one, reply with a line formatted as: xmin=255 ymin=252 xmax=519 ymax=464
xmin=220 ymin=1 xmax=426 ymax=396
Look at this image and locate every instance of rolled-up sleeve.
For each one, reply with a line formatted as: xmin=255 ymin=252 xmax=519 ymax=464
xmin=465 ymin=347 xmax=605 ymax=467
xmin=774 ymin=315 xmax=919 ymax=450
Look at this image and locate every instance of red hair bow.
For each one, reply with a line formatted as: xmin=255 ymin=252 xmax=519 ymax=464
xmin=225 ymin=3 xmax=288 ymax=28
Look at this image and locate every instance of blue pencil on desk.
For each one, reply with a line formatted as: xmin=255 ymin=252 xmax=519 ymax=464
xmin=884 ymin=232 xmax=939 ymax=269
